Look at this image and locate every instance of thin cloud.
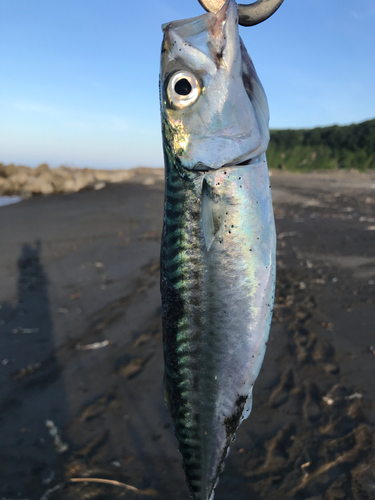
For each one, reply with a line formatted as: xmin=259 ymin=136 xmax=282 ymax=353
xmin=11 ymin=100 xmax=61 ymax=115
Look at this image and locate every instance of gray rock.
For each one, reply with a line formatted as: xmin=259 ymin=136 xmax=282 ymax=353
xmin=0 ymin=163 xmax=164 ymax=196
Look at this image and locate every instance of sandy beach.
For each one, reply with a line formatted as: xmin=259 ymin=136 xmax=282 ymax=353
xmin=0 ymin=169 xmax=374 ymax=500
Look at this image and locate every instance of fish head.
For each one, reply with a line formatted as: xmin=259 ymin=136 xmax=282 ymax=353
xmin=160 ymin=0 xmax=270 ymax=170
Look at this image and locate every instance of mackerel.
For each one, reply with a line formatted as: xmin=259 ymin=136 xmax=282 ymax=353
xmin=159 ymin=2 xmax=276 ymax=498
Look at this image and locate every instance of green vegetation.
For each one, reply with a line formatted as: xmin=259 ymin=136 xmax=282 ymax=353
xmin=267 ymin=118 xmax=375 ymax=172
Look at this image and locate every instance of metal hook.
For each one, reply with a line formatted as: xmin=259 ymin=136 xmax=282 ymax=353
xmin=197 ymin=0 xmax=284 ymax=27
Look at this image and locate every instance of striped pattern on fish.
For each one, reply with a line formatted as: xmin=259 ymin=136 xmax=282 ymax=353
xmin=161 ymin=149 xmax=275 ymax=500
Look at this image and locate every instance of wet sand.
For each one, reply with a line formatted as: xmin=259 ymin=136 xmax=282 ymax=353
xmin=0 ymin=170 xmax=374 ymax=500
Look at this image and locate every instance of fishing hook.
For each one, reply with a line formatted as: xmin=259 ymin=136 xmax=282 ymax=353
xmin=197 ymin=0 xmax=284 ymax=26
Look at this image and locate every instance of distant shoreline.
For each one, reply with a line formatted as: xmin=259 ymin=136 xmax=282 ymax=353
xmin=1 ymin=158 xmax=375 ymax=199
xmin=0 ymin=163 xmax=164 ymax=197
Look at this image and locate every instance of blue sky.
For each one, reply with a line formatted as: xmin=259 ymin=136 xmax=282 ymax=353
xmin=0 ymin=0 xmax=374 ymax=169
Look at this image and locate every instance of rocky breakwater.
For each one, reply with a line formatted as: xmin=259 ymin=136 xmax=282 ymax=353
xmin=0 ymin=163 xmax=164 ymax=197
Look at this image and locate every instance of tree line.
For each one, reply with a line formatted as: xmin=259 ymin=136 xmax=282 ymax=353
xmin=267 ymin=118 xmax=375 ymax=171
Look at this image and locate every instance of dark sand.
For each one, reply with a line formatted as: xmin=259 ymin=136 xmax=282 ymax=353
xmin=0 ymin=170 xmax=374 ymax=500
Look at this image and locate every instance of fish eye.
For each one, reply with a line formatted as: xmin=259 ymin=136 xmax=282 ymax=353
xmin=167 ymin=71 xmax=201 ymax=109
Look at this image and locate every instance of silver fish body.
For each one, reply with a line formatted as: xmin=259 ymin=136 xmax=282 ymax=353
xmin=160 ymin=2 xmax=276 ymax=498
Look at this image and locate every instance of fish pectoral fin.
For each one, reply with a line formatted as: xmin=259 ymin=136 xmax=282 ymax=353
xmin=201 ymin=178 xmax=221 ymax=251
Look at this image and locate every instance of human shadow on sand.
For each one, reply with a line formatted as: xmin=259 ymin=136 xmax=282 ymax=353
xmin=0 ymin=241 xmax=68 ymax=497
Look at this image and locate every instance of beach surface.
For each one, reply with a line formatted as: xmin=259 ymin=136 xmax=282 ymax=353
xmin=0 ymin=169 xmax=374 ymax=500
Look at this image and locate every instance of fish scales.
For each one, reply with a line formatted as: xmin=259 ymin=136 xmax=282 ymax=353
xmin=160 ymin=1 xmax=276 ymax=499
